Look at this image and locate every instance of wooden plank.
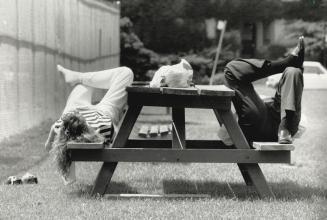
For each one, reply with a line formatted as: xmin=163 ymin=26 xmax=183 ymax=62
xmin=159 ymin=125 xmax=169 ymax=136
xmin=126 ymin=86 xmax=161 ymax=94
xmin=111 ymin=105 xmax=142 ymax=149
xmin=149 ymin=125 xmax=159 ymax=137
xmin=162 ymin=87 xmax=199 ymax=96
xmin=195 ymin=85 xmax=235 ymax=97
xmin=131 ymin=81 xmax=150 ymax=86
xmin=138 ymin=125 xmax=149 ymax=138
xmin=214 ymin=110 xmax=250 ymax=149
xmin=69 ymin=148 xmax=291 ymax=163
xmin=168 ymin=124 xmax=172 ymax=132
xmin=172 ymin=108 xmax=185 ymax=149
xmin=68 ymin=139 xmax=229 ymax=149
xmin=92 ymin=105 xmax=142 ymax=196
xmin=215 ymin=109 xmax=255 ymax=187
xmin=126 ymin=85 xmax=234 ymax=97
xmin=67 ymin=142 xmax=104 ymax=149
xmin=215 ymin=109 xmax=275 ymax=198
xmin=212 ymin=109 xmax=223 ymax=126
xmin=253 ymin=142 xmax=295 ymax=151
xmin=128 ymin=93 xmax=231 ymax=110
xmin=127 ymin=139 xmax=172 ymax=148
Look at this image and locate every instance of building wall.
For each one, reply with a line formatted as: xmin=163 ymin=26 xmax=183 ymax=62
xmin=265 ymin=19 xmax=286 ymax=45
xmin=0 ymin=0 xmax=120 ymax=141
xmin=255 ymin=19 xmax=287 ymax=50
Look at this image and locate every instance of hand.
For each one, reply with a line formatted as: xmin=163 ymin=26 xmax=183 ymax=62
xmin=53 ymin=122 xmax=62 ymax=135
xmin=44 ymin=123 xmax=61 ymax=152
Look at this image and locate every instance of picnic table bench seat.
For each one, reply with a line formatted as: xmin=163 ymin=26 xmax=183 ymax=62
xmin=67 ymin=85 xmax=294 ymax=199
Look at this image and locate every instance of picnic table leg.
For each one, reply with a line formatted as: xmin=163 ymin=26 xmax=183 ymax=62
xmin=213 ymin=110 xmax=253 ymax=186
xmin=214 ymin=109 xmax=275 ymax=199
xmin=92 ymin=163 xmax=117 ymax=196
xmin=172 ymin=107 xmax=186 ymax=149
xmin=237 ymin=164 xmax=254 ymax=186
xmin=91 ymin=106 xmax=143 ymax=196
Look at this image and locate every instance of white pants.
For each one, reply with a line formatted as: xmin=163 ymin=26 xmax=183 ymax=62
xmin=62 ymin=67 xmax=134 ymax=126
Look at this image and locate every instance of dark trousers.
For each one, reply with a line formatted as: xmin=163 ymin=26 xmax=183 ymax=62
xmin=223 ymin=59 xmax=303 ymax=142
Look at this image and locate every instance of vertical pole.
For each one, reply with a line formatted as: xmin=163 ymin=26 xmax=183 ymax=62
xmin=210 ymin=20 xmax=227 ymax=85
xmin=172 ymin=108 xmax=186 ymax=149
xmin=323 ymin=22 xmax=326 ymax=67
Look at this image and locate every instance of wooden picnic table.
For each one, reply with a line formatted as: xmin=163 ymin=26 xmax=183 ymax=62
xmin=68 ymin=85 xmax=292 ymax=198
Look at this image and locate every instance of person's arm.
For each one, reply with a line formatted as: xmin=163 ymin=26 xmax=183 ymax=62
xmin=44 ymin=121 xmax=62 ymax=152
xmin=45 ymin=124 xmax=55 ymax=152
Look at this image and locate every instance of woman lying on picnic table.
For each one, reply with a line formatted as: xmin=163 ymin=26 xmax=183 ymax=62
xmin=45 ymin=36 xmax=304 ymax=185
xmin=44 ymin=65 xmax=134 ymax=184
xmin=44 ymin=59 xmax=193 ymax=184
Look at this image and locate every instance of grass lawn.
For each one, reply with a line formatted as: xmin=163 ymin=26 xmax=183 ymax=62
xmin=0 ymin=85 xmax=327 ymax=219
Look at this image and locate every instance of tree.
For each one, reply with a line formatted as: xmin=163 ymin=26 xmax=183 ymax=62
xmin=121 ymin=0 xmax=327 ymax=54
xmin=282 ymin=20 xmax=327 ymax=64
xmin=121 ymin=0 xmax=286 ymax=53
xmin=283 ymin=0 xmax=327 ymax=21
xmin=120 ymin=17 xmax=161 ymax=80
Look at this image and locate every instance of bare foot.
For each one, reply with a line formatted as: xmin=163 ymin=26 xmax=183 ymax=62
xmin=57 ymin=65 xmax=81 ymax=86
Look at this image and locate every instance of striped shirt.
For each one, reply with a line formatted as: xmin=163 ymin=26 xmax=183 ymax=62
xmin=56 ymin=107 xmax=114 ymax=143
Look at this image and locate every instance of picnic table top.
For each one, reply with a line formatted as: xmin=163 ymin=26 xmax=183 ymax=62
xmin=126 ymin=85 xmax=235 ymax=97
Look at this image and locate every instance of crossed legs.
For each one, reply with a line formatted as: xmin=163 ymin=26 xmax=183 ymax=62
xmin=59 ymin=65 xmax=134 ymax=125
xmin=224 ymin=62 xmax=303 ymax=143
xmin=223 ymin=36 xmax=304 ymax=143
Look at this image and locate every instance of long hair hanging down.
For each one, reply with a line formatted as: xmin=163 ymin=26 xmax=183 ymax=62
xmin=50 ymin=111 xmax=104 ymax=177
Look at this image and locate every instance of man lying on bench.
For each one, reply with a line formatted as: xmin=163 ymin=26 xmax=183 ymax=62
xmin=218 ymin=36 xmax=304 ymax=146
xmin=44 ymin=36 xmax=304 ymax=185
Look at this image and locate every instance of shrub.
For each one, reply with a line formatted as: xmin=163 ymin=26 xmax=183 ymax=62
xmin=256 ymin=44 xmax=288 ymax=60
xmin=120 ymin=17 xmax=162 ymax=81
xmin=120 ymin=17 xmax=242 ymax=83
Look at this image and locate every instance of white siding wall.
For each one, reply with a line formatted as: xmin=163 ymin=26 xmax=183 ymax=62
xmin=0 ymin=0 xmax=120 ymax=140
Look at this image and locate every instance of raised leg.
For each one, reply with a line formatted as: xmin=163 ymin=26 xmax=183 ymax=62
xmin=172 ymin=108 xmax=186 ymax=149
xmin=214 ymin=109 xmax=275 ymax=198
xmin=91 ymin=106 xmax=142 ymax=195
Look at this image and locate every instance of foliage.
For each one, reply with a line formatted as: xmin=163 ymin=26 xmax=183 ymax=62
xmin=284 ymin=20 xmax=327 ymax=62
xmin=120 ymin=17 xmax=161 ymax=80
xmin=283 ymin=0 xmax=327 ymax=21
xmin=122 ymin=0 xmax=321 ymax=54
xmin=120 ymin=16 xmax=242 ymax=82
xmin=268 ymin=20 xmax=327 ymax=63
xmin=255 ymin=19 xmax=327 ymax=65
xmin=256 ymin=44 xmax=288 ymax=60
xmin=185 ymin=29 xmax=241 ymax=84
xmin=120 ymin=0 xmax=327 ymax=62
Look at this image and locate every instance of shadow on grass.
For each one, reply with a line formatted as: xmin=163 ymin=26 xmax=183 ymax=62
xmin=69 ymin=181 xmax=138 ymax=198
xmin=69 ymin=179 xmax=327 ymax=201
xmin=162 ymin=179 xmax=327 ymax=201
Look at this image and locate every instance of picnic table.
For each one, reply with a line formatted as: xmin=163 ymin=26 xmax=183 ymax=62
xmin=68 ymin=85 xmax=292 ymax=198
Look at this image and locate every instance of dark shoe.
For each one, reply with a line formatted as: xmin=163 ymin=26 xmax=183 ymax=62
xmin=278 ymin=129 xmax=293 ymax=144
xmin=22 ymin=173 xmax=38 ymax=184
xmin=4 ymin=176 xmax=22 ymax=185
xmin=290 ymin=36 xmax=305 ymax=68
